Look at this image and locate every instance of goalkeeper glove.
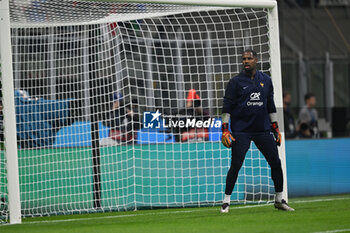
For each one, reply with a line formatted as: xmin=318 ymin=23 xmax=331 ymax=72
xmin=221 ymin=123 xmax=235 ymax=148
xmin=271 ymin=122 xmax=282 ymax=147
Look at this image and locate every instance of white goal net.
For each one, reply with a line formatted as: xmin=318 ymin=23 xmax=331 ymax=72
xmin=0 ymin=0 xmax=280 ymax=221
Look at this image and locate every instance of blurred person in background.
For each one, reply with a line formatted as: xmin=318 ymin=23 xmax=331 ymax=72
xmin=174 ymin=89 xmax=210 ymax=142
xmin=102 ymin=92 xmax=140 ymax=144
xmin=283 ymin=92 xmax=297 ymax=139
xmin=297 ymin=122 xmax=313 ymax=138
xmin=298 ymin=93 xmax=319 ymax=138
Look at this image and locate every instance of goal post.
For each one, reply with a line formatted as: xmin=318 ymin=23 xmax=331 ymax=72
xmin=267 ymin=4 xmax=288 ymax=202
xmin=0 ymin=0 xmax=286 ymax=224
xmin=0 ymin=0 xmax=21 ymax=225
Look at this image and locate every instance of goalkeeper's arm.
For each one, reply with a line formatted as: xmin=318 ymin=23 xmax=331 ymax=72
xmin=221 ymin=113 xmax=235 ymax=148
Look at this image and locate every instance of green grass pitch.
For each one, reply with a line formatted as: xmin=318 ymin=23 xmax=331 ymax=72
xmin=1 ymin=194 xmax=350 ymax=233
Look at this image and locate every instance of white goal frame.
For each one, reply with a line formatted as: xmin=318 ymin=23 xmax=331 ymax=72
xmin=0 ymin=0 xmax=286 ymax=224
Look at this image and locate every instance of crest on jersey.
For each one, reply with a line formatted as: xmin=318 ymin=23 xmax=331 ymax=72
xmin=247 ymin=92 xmax=263 ymax=106
xmin=260 ymin=82 xmax=264 ymax=88
xmin=250 ymin=92 xmax=261 ymax=101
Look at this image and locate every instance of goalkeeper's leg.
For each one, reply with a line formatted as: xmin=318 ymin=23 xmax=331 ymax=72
xmin=253 ymin=133 xmax=294 ymax=211
xmin=221 ymin=134 xmax=251 ymax=213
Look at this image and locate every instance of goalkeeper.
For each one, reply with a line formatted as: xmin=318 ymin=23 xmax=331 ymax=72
xmin=220 ymin=49 xmax=294 ymax=213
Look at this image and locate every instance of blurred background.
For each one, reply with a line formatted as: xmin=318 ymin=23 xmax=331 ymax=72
xmin=6 ymin=0 xmax=350 ymax=141
xmin=278 ymin=0 xmax=350 ymax=138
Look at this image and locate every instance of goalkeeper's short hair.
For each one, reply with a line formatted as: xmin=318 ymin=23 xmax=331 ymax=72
xmin=243 ymin=48 xmax=257 ymax=58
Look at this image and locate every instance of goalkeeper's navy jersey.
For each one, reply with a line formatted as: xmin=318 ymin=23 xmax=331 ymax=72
xmin=222 ymin=70 xmax=277 ymax=133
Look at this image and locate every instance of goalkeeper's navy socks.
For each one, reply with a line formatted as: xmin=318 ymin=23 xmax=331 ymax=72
xmin=220 ymin=203 xmax=230 ymax=213
xmin=274 ymin=199 xmax=295 ymax=211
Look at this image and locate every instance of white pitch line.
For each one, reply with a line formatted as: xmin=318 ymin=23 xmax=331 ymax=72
xmin=2 ymin=203 xmax=273 ymax=225
xmin=1 ymin=196 xmax=349 ymax=226
xmin=313 ymin=229 xmax=350 ymax=233
xmin=292 ymin=197 xmax=350 ymax=204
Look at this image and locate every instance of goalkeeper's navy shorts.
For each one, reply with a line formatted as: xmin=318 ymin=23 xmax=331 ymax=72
xmin=230 ymin=132 xmax=281 ymax=169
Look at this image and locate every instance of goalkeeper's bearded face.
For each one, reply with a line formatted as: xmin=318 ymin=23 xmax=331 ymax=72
xmin=242 ymin=52 xmax=257 ymax=72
